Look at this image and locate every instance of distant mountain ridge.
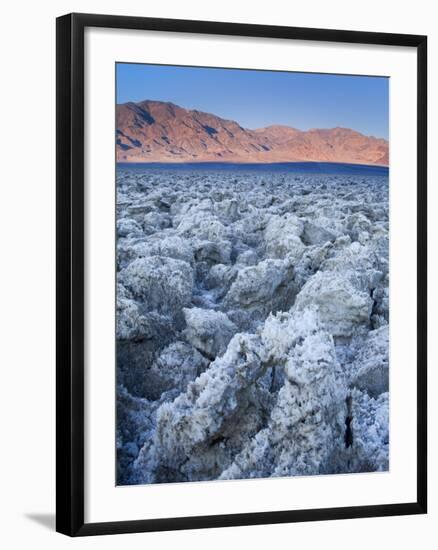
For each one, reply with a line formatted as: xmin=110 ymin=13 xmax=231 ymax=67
xmin=116 ymin=100 xmax=389 ymax=166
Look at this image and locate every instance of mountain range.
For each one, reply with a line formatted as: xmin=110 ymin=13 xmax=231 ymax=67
xmin=116 ymin=100 xmax=389 ymax=166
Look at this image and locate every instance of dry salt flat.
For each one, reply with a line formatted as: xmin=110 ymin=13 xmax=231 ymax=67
xmin=115 ymin=166 xmax=389 ymax=485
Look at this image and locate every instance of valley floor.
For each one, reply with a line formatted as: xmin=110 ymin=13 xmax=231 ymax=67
xmin=116 ymin=168 xmax=389 ymax=485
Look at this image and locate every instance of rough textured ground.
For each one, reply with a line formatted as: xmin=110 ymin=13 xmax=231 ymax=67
xmin=116 ymin=168 xmax=389 ymax=485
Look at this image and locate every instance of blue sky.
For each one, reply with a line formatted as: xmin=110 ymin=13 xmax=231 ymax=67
xmin=116 ymin=63 xmax=389 ymax=139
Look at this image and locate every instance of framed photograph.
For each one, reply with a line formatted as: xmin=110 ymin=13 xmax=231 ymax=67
xmin=56 ymin=13 xmax=427 ymax=536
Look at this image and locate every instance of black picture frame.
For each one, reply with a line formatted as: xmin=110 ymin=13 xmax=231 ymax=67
xmin=56 ymin=12 xmax=427 ymax=537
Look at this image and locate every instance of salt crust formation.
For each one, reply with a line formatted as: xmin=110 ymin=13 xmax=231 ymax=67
xmin=116 ymin=169 xmax=389 ymax=484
